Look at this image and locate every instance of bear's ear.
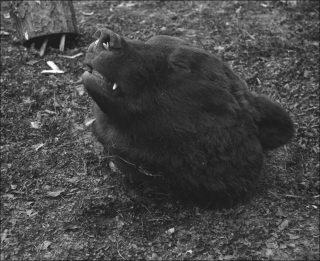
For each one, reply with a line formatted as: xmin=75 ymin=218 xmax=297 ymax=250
xmin=168 ymin=48 xmax=192 ymax=73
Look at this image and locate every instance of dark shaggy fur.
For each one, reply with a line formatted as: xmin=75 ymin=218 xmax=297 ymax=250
xmin=81 ymin=29 xmax=294 ymax=204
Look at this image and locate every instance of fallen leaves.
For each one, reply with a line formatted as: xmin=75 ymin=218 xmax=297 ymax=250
xmin=1 ymin=1 xmax=319 ymax=261
xmin=47 ymin=189 xmax=65 ymax=198
xmin=32 ymin=143 xmax=45 ymax=151
xmin=0 ymin=30 xmax=10 ymax=36
xmin=166 ymin=227 xmax=175 ymax=235
xmin=38 ymin=240 xmax=52 ymax=251
xmin=26 ymin=60 xmax=41 ymax=66
xmin=75 ymin=85 xmax=85 ymax=96
xmin=1 ymin=229 xmax=9 ymax=244
xmin=25 ymin=209 xmax=38 ymax=217
xmin=30 ymin=121 xmax=41 ymax=129
xmin=278 ymin=219 xmax=290 ymax=231
xmin=109 ymin=161 xmax=120 ymax=173
xmin=1 ymin=194 xmax=15 ymax=200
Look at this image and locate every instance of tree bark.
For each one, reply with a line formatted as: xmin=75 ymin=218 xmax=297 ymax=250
xmin=10 ymin=0 xmax=78 ymax=54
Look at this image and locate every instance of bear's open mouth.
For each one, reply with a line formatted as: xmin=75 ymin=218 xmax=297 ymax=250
xmin=81 ymin=69 xmax=118 ymax=94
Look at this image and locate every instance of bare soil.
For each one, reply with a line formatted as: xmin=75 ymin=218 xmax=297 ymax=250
xmin=1 ymin=1 xmax=319 ymax=260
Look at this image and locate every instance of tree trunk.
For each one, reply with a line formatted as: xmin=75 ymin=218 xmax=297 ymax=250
xmin=10 ymin=0 xmax=79 ymax=55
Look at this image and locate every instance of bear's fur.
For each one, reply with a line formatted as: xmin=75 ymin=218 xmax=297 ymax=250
xmin=81 ymin=29 xmax=294 ymax=205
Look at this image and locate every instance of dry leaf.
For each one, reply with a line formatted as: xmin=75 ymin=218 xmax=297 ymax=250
xmin=26 ymin=209 xmax=38 ymax=217
xmin=85 ymin=118 xmax=96 ymax=127
xmin=26 ymin=60 xmax=40 ymax=66
xmin=214 ymin=46 xmax=225 ymax=52
xmin=1 ymin=229 xmax=9 ymax=243
xmin=236 ymin=6 xmax=242 ymax=15
xmin=1 ymin=194 xmax=15 ymax=200
xmin=44 ymin=109 xmax=56 ymax=115
xmin=3 ymin=13 xmax=10 ymax=19
xmin=117 ymin=2 xmax=136 ymax=8
xmin=265 ymin=249 xmax=273 ymax=257
xmin=32 ymin=143 xmax=45 ymax=151
xmin=66 ymin=177 xmax=79 ymax=183
xmin=0 ymin=30 xmax=10 ymax=36
xmin=288 ymin=233 xmax=300 ymax=240
xmin=166 ymin=227 xmax=175 ymax=235
xmin=117 ymin=219 xmax=125 ymax=228
xmin=47 ymin=189 xmax=65 ymax=198
xmin=64 ymin=224 xmax=80 ymax=231
xmin=109 ymin=161 xmax=120 ymax=173
xmin=23 ymin=97 xmax=34 ymax=104
xmin=278 ymin=219 xmax=289 ymax=231
xmin=81 ymin=11 xmax=94 ymax=16
xmin=73 ymin=123 xmax=84 ymax=131
xmin=75 ymin=85 xmax=85 ymax=96
xmin=39 ymin=240 xmax=51 ymax=251
xmin=30 ymin=121 xmax=41 ymax=129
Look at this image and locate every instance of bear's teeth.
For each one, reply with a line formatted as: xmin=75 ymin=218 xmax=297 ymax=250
xmin=112 ymin=83 xmax=117 ymax=91
xmin=103 ymin=42 xmax=109 ymax=50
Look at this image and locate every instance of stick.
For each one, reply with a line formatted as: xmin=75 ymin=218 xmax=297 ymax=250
xmin=39 ymin=38 xmax=48 ymax=57
xmin=59 ymin=34 xmax=66 ymax=52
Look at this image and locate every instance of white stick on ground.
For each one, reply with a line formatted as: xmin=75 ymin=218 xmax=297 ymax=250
xmin=39 ymin=38 xmax=48 ymax=57
xmin=59 ymin=34 xmax=66 ymax=52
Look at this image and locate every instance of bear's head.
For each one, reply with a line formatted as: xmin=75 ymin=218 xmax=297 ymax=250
xmin=82 ymin=29 xmax=239 ymax=132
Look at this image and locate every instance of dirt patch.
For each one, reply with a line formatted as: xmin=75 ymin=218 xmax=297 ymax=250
xmin=1 ymin=1 xmax=319 ymax=260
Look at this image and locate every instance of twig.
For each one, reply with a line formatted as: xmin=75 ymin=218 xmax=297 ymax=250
xmin=60 ymin=53 xmax=83 ymax=59
xmin=39 ymin=38 xmax=48 ymax=57
xmin=269 ymin=191 xmax=305 ymax=199
xmin=284 ymin=194 xmax=305 ymax=199
xmin=116 ymin=240 xmax=125 ymax=260
xmin=240 ymin=28 xmax=255 ymax=40
xmin=128 ymin=196 xmax=151 ymax=213
xmin=59 ymin=34 xmax=66 ymax=52
xmin=95 ymin=245 xmax=110 ymax=254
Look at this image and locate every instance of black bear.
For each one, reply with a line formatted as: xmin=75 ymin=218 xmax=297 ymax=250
xmin=81 ymin=29 xmax=294 ymax=205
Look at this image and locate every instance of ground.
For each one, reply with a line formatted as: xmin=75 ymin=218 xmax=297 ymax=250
xmin=0 ymin=1 xmax=319 ymax=260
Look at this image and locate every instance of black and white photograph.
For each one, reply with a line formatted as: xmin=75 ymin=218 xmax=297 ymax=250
xmin=1 ymin=1 xmax=319 ymax=260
